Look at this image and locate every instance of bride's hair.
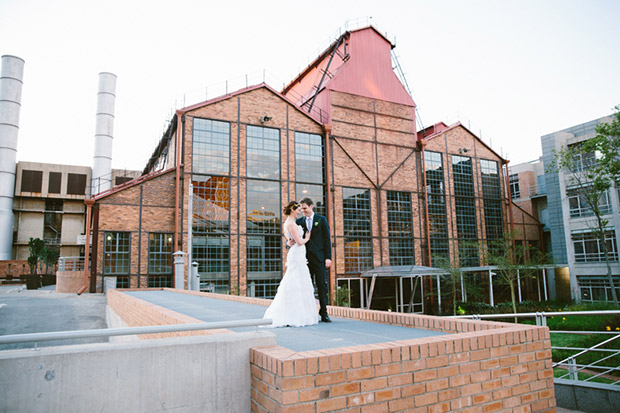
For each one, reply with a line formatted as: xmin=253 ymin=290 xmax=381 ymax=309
xmin=283 ymin=201 xmax=299 ymax=216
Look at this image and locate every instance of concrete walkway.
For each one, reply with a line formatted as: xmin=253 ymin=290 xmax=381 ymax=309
xmin=126 ymin=290 xmax=448 ymax=352
xmin=0 ymin=284 xmax=108 ymax=350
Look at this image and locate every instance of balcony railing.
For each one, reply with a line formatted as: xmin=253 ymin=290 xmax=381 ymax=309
xmin=58 ymin=257 xmax=86 ymax=272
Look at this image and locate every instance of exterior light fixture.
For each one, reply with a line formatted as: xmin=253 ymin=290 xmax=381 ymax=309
xmin=260 ymin=115 xmax=272 ymax=124
xmin=458 ymin=148 xmax=470 ymax=154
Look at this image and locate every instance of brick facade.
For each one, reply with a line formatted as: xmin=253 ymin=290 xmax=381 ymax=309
xmin=93 ymin=170 xmax=177 ymax=291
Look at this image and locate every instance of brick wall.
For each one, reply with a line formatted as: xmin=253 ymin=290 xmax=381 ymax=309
xmin=0 ymin=260 xmax=28 ymax=279
xmin=56 ymin=270 xmax=83 ymax=293
xmin=251 ymin=311 xmax=556 ymax=412
xmin=94 ymin=170 xmax=177 ymax=291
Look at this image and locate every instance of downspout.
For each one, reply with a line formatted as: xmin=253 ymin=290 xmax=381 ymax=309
xmin=78 ymin=199 xmax=94 ymax=295
xmin=323 ymin=124 xmax=335 ymax=303
xmin=173 ymin=112 xmax=184 ymax=288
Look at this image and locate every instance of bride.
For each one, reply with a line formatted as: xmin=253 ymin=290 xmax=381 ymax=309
xmin=262 ymin=201 xmax=320 ymax=327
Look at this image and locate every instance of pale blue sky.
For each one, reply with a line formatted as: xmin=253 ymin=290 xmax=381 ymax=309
xmin=1 ymin=0 xmax=619 ymax=171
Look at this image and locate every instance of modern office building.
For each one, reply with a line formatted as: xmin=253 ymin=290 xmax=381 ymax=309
xmin=84 ymin=25 xmax=542 ymax=313
xmin=541 ymin=115 xmax=620 ymax=302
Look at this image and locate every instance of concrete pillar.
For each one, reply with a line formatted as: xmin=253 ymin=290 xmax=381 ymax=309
xmin=191 ymin=261 xmax=199 ymax=291
xmin=0 ymin=55 xmax=25 ymax=260
xmin=173 ymin=251 xmax=186 ymax=289
xmin=91 ymin=72 xmax=116 ymax=195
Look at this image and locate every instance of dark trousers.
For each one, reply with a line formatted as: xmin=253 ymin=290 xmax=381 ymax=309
xmin=307 ymin=255 xmax=329 ymax=316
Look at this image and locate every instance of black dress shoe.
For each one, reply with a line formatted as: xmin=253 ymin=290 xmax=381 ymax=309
xmin=320 ymin=315 xmax=332 ymax=323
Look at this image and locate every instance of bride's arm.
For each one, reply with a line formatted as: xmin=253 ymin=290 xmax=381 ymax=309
xmin=286 ymin=221 xmax=310 ymax=245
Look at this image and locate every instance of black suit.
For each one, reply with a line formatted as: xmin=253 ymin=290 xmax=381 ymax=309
xmin=297 ymin=213 xmax=332 ymax=317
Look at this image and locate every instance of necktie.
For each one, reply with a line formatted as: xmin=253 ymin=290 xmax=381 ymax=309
xmin=306 ymin=216 xmax=312 ymax=230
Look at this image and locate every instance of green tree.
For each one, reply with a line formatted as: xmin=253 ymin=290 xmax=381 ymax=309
xmin=550 ymin=106 xmax=620 ymax=304
xmin=27 ymin=237 xmax=45 ymax=274
xmin=484 ymin=233 xmax=550 ymax=320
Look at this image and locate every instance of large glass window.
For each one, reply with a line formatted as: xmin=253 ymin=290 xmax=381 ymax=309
xmin=295 ymin=131 xmax=326 ymax=216
xmin=192 ymin=175 xmax=230 ymax=293
xmin=148 ymin=233 xmax=173 ymax=274
xmin=568 ymin=142 xmax=597 ymax=172
xmin=148 ymin=233 xmax=173 ymax=288
xmin=104 ymin=232 xmax=130 ymax=274
xmin=246 ymin=180 xmax=281 ymax=297
xmin=296 ymin=183 xmax=325 ymax=217
xmin=572 ymin=230 xmax=618 ymax=262
xmin=568 ymin=188 xmax=612 ymax=218
xmin=480 ymin=160 xmax=504 ymax=245
xmin=343 ymin=188 xmax=372 ymax=273
xmin=193 ymin=118 xmax=230 ymax=175
xmin=387 ymin=191 xmax=414 ymax=266
xmin=425 ymin=151 xmax=449 ymax=261
xmin=247 ymin=125 xmax=280 ymax=180
xmin=509 ymin=173 xmax=520 ymax=199
xmin=295 ymin=132 xmax=324 ymax=184
xmin=452 ymin=155 xmax=478 ymax=266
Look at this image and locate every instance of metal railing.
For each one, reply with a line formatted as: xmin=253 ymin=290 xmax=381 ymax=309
xmin=58 ymin=256 xmax=86 ymax=272
xmin=0 ymin=318 xmax=272 ymax=350
xmin=450 ymin=310 xmax=620 ymax=385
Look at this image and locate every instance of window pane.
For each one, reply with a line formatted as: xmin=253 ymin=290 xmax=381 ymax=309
xmin=148 ymin=233 xmax=173 ymax=274
xmin=104 ymin=232 xmax=130 ymax=274
xmin=425 ymin=151 xmax=449 ymax=261
xmin=387 ymin=191 xmax=414 ymax=266
xmin=192 ymin=175 xmax=230 ymax=292
xmin=193 ymin=118 xmax=230 ymax=175
xmin=295 ymin=132 xmax=324 ymax=184
xmin=295 ymin=183 xmax=325 ymax=217
xmin=246 ymin=180 xmax=281 ymax=296
xmin=247 ymin=125 xmax=280 ymax=179
xmin=343 ymin=188 xmax=372 ymax=273
xmin=452 ymin=155 xmax=478 ymax=266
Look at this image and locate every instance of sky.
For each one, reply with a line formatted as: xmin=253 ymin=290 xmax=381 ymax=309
xmin=1 ymin=0 xmax=619 ymax=172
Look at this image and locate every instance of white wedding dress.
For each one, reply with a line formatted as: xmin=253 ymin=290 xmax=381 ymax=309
xmin=262 ymin=224 xmax=319 ymax=327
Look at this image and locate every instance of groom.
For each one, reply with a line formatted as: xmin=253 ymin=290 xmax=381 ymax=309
xmin=297 ymin=197 xmax=332 ymax=322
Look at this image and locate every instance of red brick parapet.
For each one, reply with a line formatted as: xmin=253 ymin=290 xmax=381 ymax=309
xmin=251 ymin=323 xmax=555 ymax=412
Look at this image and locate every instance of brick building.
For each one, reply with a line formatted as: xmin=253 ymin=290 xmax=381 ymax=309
xmin=87 ymin=26 xmax=542 ymax=311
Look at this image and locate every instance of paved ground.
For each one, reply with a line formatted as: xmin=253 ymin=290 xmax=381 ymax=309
xmin=0 ymin=284 xmax=108 ymax=350
xmin=126 ymin=290 xmax=448 ymax=352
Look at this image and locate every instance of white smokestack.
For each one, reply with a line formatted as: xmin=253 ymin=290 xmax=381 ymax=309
xmin=91 ymin=72 xmax=117 ymax=195
xmin=0 ymin=55 xmax=25 ymax=260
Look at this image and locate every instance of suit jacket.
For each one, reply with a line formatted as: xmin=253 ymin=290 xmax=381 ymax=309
xmin=297 ymin=214 xmax=332 ymax=263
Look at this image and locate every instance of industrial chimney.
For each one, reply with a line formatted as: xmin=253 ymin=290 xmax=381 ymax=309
xmin=91 ymin=72 xmax=117 ymax=195
xmin=0 ymin=55 xmax=25 ymax=260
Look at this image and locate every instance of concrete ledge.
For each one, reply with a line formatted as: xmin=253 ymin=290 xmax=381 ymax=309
xmin=0 ymin=331 xmax=276 ymax=412
xmin=555 ymin=378 xmax=620 ymax=412
xmin=107 ymin=288 xmax=231 ymax=339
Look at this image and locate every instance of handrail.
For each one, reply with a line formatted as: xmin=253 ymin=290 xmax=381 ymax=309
xmin=0 ymin=318 xmax=272 ymax=346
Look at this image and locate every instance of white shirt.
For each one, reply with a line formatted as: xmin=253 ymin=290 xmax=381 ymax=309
xmin=306 ymin=213 xmax=314 ymax=230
